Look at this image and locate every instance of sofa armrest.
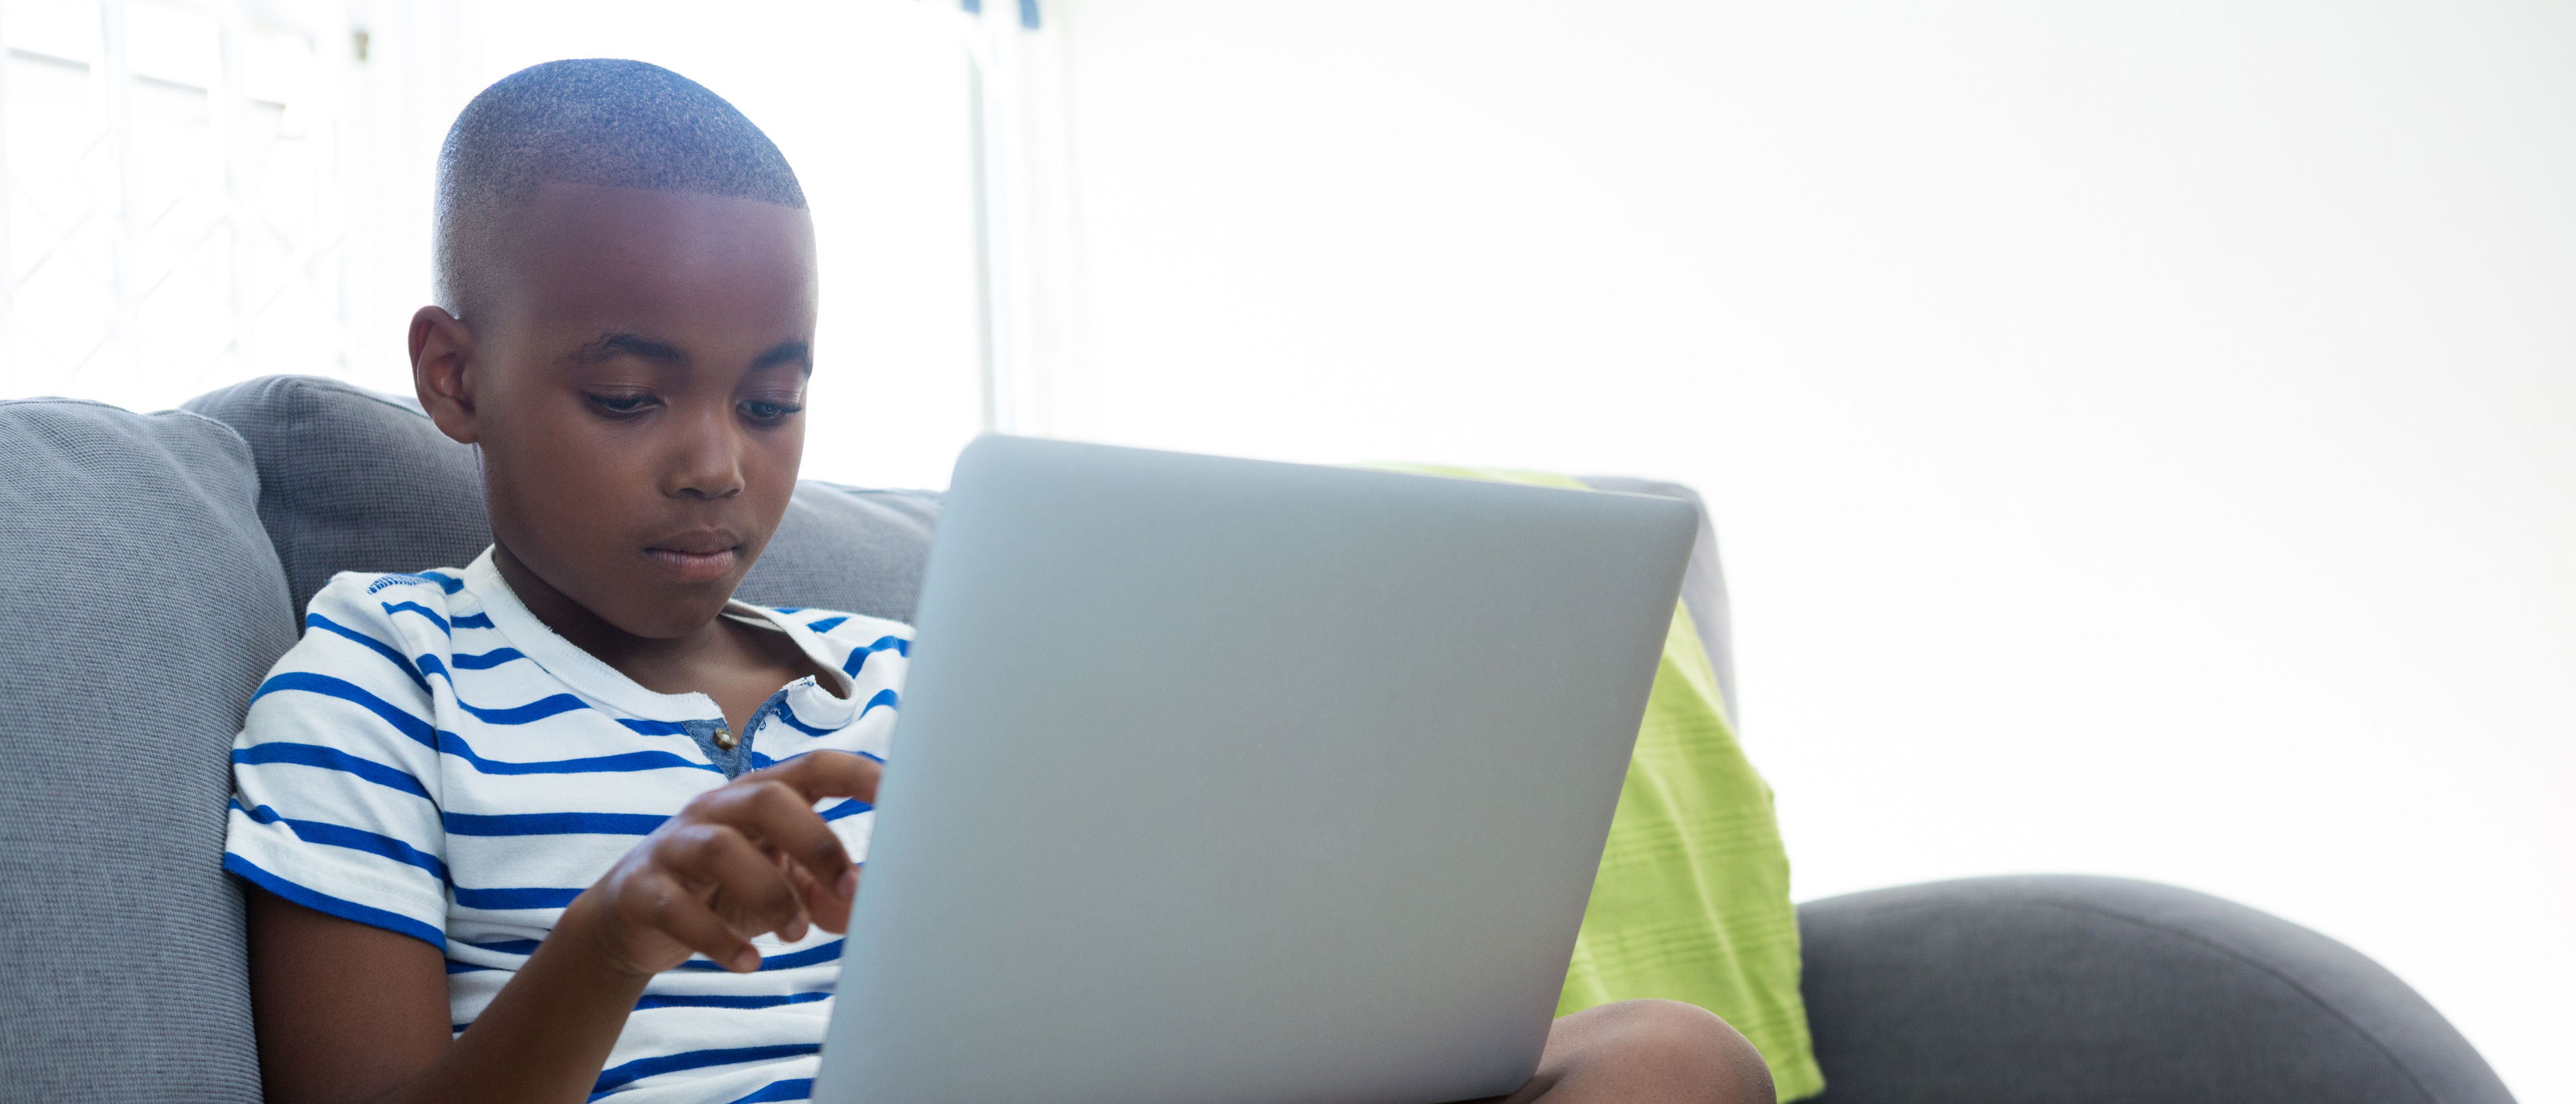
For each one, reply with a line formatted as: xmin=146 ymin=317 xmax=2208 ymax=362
xmin=1794 ymin=875 xmax=2514 ymax=1104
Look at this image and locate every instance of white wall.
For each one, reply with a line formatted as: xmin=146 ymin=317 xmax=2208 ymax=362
xmin=1038 ymin=2 xmax=2575 ymax=1099
xmin=0 ymin=0 xmax=994 ymax=492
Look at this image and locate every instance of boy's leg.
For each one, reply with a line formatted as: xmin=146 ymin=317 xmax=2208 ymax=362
xmin=1473 ymin=999 xmax=1775 ymax=1104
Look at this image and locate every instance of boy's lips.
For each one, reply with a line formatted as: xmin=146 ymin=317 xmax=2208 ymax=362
xmin=645 ymin=531 xmax=743 ymax=581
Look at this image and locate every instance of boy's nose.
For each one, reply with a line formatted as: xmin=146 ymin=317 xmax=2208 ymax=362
xmin=665 ymin=404 xmax=746 ymax=500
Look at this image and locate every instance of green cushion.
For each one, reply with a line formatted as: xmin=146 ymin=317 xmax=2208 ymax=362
xmin=1378 ymin=465 xmax=1823 ymax=1102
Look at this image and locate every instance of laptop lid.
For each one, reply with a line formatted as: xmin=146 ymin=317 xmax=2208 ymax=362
xmin=813 ymin=437 xmax=1697 ymax=1104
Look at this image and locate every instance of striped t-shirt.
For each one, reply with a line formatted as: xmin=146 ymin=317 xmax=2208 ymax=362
xmin=223 ymin=547 xmax=910 ymax=1104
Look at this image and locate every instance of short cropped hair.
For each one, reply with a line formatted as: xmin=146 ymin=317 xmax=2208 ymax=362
xmin=433 ymin=58 xmax=808 ymax=321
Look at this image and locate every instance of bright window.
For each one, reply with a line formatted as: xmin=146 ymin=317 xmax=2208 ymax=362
xmin=0 ymin=0 xmax=1013 ymax=489
xmin=2 ymin=0 xmax=353 ymax=412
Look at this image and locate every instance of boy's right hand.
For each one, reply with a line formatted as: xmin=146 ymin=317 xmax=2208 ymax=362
xmin=561 ymin=750 xmax=881 ymax=977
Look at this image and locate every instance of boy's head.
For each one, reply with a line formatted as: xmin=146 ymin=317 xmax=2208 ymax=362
xmin=413 ymin=59 xmax=817 ymax=641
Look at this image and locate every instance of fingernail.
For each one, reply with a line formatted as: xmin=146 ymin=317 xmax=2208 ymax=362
xmin=837 ymin=869 xmax=859 ymax=899
xmin=735 ymin=949 xmax=761 ymax=973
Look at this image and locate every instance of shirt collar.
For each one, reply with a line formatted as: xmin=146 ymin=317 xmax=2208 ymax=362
xmin=462 ymin=547 xmax=855 ymax=722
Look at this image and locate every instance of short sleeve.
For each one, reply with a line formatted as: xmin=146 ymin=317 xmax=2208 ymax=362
xmin=223 ymin=573 xmax=456 ymax=949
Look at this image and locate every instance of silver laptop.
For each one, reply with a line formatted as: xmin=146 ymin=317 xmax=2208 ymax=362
xmin=812 ymin=437 xmax=1697 ymax=1104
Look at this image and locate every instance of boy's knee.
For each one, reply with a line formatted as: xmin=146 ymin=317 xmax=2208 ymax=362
xmin=1566 ymin=999 xmax=1774 ymax=1104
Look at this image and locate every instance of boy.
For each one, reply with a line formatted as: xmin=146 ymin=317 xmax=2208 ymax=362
xmin=226 ymin=59 xmax=1772 ymax=1104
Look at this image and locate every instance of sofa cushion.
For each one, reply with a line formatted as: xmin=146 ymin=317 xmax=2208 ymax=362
xmin=1796 ymin=875 xmax=2516 ymax=1104
xmin=0 ymin=399 xmax=293 ymax=1103
xmin=182 ymin=375 xmax=940 ymax=620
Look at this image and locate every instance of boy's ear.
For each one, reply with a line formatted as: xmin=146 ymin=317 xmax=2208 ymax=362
xmin=411 ymin=306 xmax=481 ymax=445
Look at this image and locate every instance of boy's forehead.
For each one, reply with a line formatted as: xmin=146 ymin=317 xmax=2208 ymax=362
xmin=490 ymin=182 xmax=817 ymax=341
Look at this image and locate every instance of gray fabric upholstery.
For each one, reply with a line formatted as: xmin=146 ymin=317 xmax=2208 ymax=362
xmin=1796 ymin=875 xmax=2516 ymax=1104
xmin=183 ymin=375 xmax=488 ymax=619
xmin=1577 ymin=475 xmax=1737 ymax=725
xmin=0 ymin=399 xmax=290 ymax=1103
xmin=735 ymin=482 xmax=938 ymax=619
xmin=182 ymin=374 xmax=941 ymax=621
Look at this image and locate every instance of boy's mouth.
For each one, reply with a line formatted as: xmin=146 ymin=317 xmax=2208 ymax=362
xmin=645 ymin=533 xmax=743 ymax=582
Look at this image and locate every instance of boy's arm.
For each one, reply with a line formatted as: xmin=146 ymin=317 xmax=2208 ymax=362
xmin=248 ymin=753 xmax=879 ymax=1104
xmin=246 ymin=888 xmax=637 ymax=1104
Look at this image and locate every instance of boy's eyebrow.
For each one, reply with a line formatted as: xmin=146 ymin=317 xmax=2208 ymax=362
xmin=750 ymin=341 xmax=812 ymax=374
xmin=569 ymin=331 xmax=686 ymax=366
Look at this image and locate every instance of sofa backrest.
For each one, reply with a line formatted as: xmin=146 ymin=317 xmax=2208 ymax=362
xmin=182 ymin=374 xmax=943 ymax=622
xmin=0 ymin=399 xmax=290 ymax=1103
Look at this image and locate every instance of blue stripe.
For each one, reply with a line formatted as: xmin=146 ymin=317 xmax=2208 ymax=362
xmin=382 ymin=600 xmax=451 ymax=635
xmin=460 ymin=937 xmax=544 ymax=955
xmin=453 ymin=885 xmax=584 ymax=910
xmin=453 ymin=612 xmax=496 ymax=630
xmin=619 ymin=718 xmax=698 ymax=736
xmin=676 ymin=939 xmax=843 ymax=973
xmin=419 ymin=570 xmax=465 ymax=594
xmin=457 ymin=692 xmax=591 ymax=726
xmin=305 ymin=619 xmax=535 ymax=712
xmin=256 ymin=671 xmax=435 ymax=742
xmin=305 ymin=613 xmax=429 ymax=692
xmin=803 ymin=615 xmax=848 ymax=633
xmin=722 ymin=1077 xmax=816 ymax=1104
xmin=433 ymin=748 xmax=718 ymax=777
xmin=452 ymin=647 xmax=527 ymax=670
xmin=321 ymin=650 xmax=588 ymax=728
xmin=818 ymin=799 xmax=872 ymax=822
xmin=841 ymin=635 xmax=910 ymax=677
xmin=634 ymin=991 xmax=830 ymax=1011
xmin=253 ymin=673 xmax=719 ymax=777
xmin=759 ymin=750 xmax=883 ymax=771
xmin=225 ymin=852 xmax=446 ymax=949
xmin=402 ymin=659 xmax=596 ymax=728
xmin=233 ymin=742 xmax=432 ymax=802
xmin=591 ymin=1044 xmax=820 ymax=1097
xmin=236 ymin=800 xmax=450 ymax=884
xmin=306 ymin=615 xmax=517 ymax=700
xmin=771 ymin=699 xmax=837 ymax=738
xmin=859 ymin=688 xmax=898 ymax=718
xmin=445 ymin=960 xmax=493 ymax=974
xmin=443 ymin=811 xmax=667 ymax=836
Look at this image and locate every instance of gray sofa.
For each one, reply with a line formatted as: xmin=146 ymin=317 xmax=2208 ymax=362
xmin=0 ymin=376 xmax=2517 ymax=1103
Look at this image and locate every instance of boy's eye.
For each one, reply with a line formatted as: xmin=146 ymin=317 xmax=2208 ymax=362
xmin=588 ymin=392 xmax=657 ymax=415
xmin=741 ymin=399 xmax=803 ymax=423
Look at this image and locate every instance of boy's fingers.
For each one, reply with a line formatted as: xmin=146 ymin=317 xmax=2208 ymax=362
xmin=779 ymin=859 xmax=851 ymax=937
xmin=782 ymin=852 xmax=858 ymax=934
xmin=753 ymin=751 xmax=882 ymax=806
xmin=659 ymin=822 xmax=808 ymax=944
xmin=629 ymin=873 xmax=761 ymax=973
xmin=696 ymin=779 xmax=859 ymax=905
xmin=776 ymin=859 xmax=814 ymax=942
